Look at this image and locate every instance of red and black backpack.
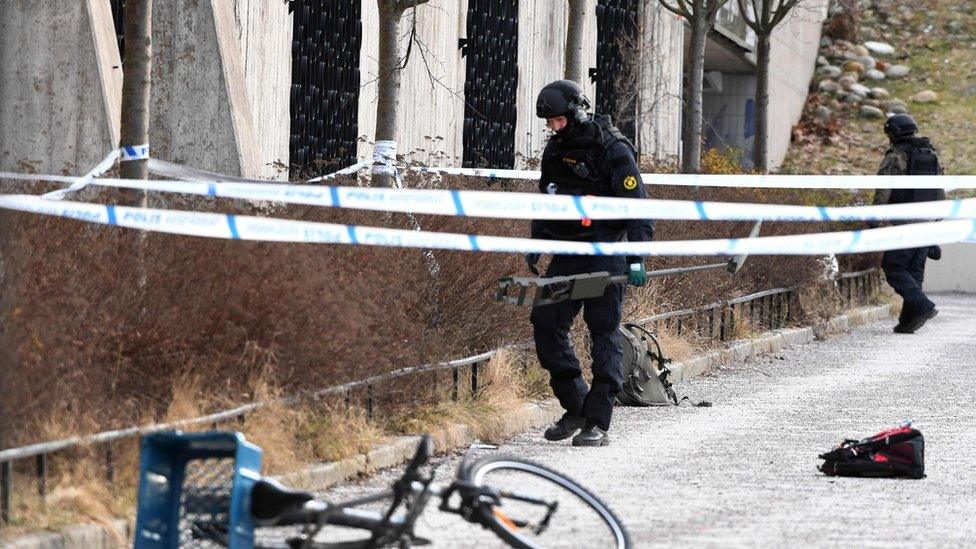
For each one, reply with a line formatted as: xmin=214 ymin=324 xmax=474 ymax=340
xmin=819 ymin=424 xmax=925 ymax=479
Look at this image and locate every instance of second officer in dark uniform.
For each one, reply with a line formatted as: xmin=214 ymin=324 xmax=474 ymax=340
xmin=528 ymin=80 xmax=653 ymax=447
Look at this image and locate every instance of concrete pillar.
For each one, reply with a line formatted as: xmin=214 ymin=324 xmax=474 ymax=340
xmin=150 ymin=0 xmax=290 ymax=179
xmin=0 ymin=0 xmax=121 ymax=175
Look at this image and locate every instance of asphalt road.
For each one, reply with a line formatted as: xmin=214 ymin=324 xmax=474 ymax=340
xmin=272 ymin=294 xmax=976 ymax=548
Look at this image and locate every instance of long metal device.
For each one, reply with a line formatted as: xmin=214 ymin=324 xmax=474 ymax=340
xmin=496 ymin=221 xmax=762 ymax=308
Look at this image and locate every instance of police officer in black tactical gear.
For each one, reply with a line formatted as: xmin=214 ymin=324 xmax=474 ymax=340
xmin=872 ymin=114 xmax=945 ymax=334
xmin=528 ymin=80 xmax=654 ymax=447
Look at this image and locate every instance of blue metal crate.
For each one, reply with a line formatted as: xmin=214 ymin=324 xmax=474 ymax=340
xmin=134 ymin=431 xmax=263 ymax=548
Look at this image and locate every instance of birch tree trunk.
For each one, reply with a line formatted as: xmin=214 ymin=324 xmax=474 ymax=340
xmin=564 ymin=0 xmax=588 ymax=83
xmin=683 ymin=12 xmax=709 ymax=173
xmin=753 ymin=33 xmax=771 ymax=171
xmin=119 ymin=0 xmax=152 ymax=189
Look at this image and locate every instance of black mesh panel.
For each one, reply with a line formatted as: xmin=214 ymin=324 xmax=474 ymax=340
xmin=462 ymin=0 xmax=519 ymax=169
xmin=595 ymin=0 xmax=639 ymax=143
xmin=289 ymin=1 xmax=362 ymax=176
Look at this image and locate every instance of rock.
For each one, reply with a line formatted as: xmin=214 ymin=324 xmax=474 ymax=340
xmin=814 ymin=105 xmax=833 ymax=121
xmin=964 ymin=84 xmax=976 ymax=97
xmin=948 ymin=20 xmax=964 ymax=32
xmin=820 ymin=37 xmax=833 ymax=48
xmin=817 ymin=65 xmax=843 ymax=79
xmin=861 ymin=123 xmax=876 ymax=132
xmin=851 ymin=44 xmax=870 ymax=56
xmin=865 ymin=69 xmax=886 ymax=81
xmin=850 ymin=83 xmax=871 ymax=96
xmin=869 ymin=87 xmax=891 ymax=99
xmin=842 ymin=60 xmax=866 ymax=74
xmin=912 ymin=90 xmax=938 ymax=103
xmin=835 ymin=39 xmax=854 ymax=51
xmin=865 ymin=41 xmax=896 ymax=56
xmin=863 ymin=99 xmax=882 ymax=108
xmin=857 ymin=55 xmax=877 ymax=69
xmin=859 ymin=106 xmax=884 ymax=119
xmin=817 ymin=55 xmax=829 ymax=67
xmin=886 ymin=65 xmax=911 ymax=79
xmin=838 ymin=75 xmax=858 ymax=90
xmin=819 ymin=80 xmax=842 ymax=94
xmin=889 ymin=104 xmax=909 ymax=114
xmin=844 ymin=93 xmax=864 ymax=104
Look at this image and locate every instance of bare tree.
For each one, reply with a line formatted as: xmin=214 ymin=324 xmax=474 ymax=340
xmin=374 ymin=0 xmax=430 ymax=186
xmin=738 ymin=0 xmax=801 ymax=172
xmin=564 ymin=0 xmax=588 ymax=83
xmin=658 ymin=0 xmax=730 ymax=173
xmin=119 ymin=0 xmax=152 ymax=190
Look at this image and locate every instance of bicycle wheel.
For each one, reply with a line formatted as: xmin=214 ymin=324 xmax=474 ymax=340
xmin=461 ymin=455 xmax=631 ymax=549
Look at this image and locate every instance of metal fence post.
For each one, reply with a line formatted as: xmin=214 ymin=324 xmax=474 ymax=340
xmin=366 ymin=384 xmax=375 ymax=421
xmin=37 ymin=454 xmax=47 ymax=500
xmin=471 ymin=362 xmax=480 ymax=396
xmin=106 ymin=446 xmax=115 ymax=484
xmin=2 ymin=460 xmax=12 ymax=524
xmin=452 ymin=367 xmax=460 ymax=401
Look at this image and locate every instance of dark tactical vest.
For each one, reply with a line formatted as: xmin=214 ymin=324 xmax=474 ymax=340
xmin=538 ymin=115 xmax=637 ymax=241
xmin=889 ymin=137 xmax=944 ymax=204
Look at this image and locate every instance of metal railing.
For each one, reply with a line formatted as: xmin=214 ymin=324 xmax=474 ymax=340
xmin=0 ymin=269 xmax=881 ymax=524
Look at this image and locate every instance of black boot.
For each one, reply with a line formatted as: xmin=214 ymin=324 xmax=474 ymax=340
xmin=544 ymin=413 xmax=585 ymax=441
xmin=571 ymin=422 xmax=609 ymax=447
xmin=902 ymin=307 xmax=938 ymax=334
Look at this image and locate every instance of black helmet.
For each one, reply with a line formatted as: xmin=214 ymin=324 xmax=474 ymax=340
xmin=884 ymin=114 xmax=918 ymax=140
xmin=536 ymin=80 xmax=591 ymax=123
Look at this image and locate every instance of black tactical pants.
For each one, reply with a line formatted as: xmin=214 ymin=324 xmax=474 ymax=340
xmin=530 ymin=255 xmax=626 ymax=431
xmin=882 ymin=247 xmax=935 ymax=321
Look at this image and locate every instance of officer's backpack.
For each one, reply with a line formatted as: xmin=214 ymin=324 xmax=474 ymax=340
xmin=891 ymin=142 xmax=944 ymax=203
xmin=616 ymin=323 xmax=709 ymax=407
xmin=818 ymin=423 xmax=925 ymax=479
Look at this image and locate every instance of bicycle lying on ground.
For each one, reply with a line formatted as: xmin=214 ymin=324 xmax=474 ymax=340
xmin=134 ymin=431 xmax=631 ymax=548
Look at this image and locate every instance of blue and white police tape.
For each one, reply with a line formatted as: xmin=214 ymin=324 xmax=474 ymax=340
xmin=120 ymin=144 xmax=150 ymax=162
xmin=2 ymin=193 xmax=975 ymax=256
xmin=412 ymin=166 xmax=975 ymax=190
xmin=3 ymin=173 xmax=976 ymax=223
xmin=39 ymin=149 xmax=122 ymax=200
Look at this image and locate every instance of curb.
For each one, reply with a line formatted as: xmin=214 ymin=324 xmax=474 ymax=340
xmin=670 ymin=304 xmax=892 ymax=382
xmin=4 ymin=305 xmax=891 ymax=548
xmin=2 ymin=520 xmax=127 ymax=549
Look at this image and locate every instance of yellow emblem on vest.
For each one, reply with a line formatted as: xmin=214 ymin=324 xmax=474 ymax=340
xmin=623 ymin=175 xmax=638 ymax=190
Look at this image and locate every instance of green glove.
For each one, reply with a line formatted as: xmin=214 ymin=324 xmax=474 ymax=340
xmin=628 ymin=261 xmax=647 ymax=287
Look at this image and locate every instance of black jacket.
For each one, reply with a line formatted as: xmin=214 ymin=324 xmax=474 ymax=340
xmin=532 ymin=115 xmax=654 ymax=265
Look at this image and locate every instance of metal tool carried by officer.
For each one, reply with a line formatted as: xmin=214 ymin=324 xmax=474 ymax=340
xmin=497 ymin=220 xmax=763 ymax=308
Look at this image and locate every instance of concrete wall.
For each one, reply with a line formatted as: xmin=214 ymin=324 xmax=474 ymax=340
xmin=767 ymin=0 xmax=829 ymax=170
xmin=925 ymin=244 xmax=976 ymax=293
xmin=700 ymin=0 xmax=828 ymax=170
xmin=356 ymin=0 xmax=679 ymax=167
xmin=235 ymin=0 xmax=292 ymax=179
xmin=703 ymin=73 xmax=757 ymax=164
xmin=358 ymin=0 xmax=468 ymax=165
xmin=0 ymin=0 xmax=121 ymax=175
xmin=151 ymin=0 xmax=290 ymax=179
xmin=637 ymin=3 xmax=684 ymax=162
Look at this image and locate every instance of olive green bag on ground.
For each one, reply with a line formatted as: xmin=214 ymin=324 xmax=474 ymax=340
xmin=616 ymin=323 xmax=710 ymax=407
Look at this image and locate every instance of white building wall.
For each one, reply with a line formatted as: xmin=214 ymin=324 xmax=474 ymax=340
xmin=924 ymin=244 xmax=976 ymax=293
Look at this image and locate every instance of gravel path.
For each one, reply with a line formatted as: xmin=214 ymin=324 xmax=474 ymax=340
xmin=271 ymin=294 xmax=976 ymax=548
